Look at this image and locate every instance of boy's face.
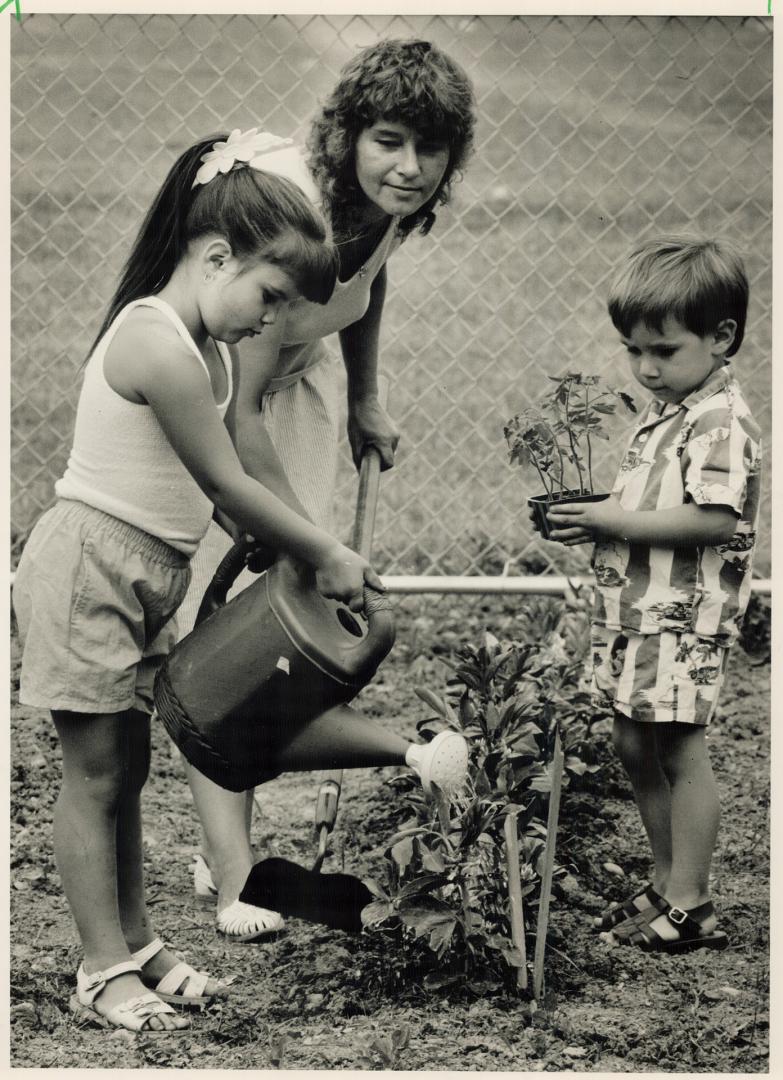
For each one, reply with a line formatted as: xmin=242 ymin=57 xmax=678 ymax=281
xmin=621 ymin=316 xmax=735 ymax=404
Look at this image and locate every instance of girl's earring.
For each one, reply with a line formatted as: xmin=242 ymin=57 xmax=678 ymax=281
xmin=204 ymin=271 xmax=215 ymax=283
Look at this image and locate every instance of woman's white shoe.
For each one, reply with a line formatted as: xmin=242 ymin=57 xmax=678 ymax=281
xmin=192 ymin=853 xmax=218 ymax=904
xmin=216 ymin=900 xmax=285 ymax=943
xmin=406 ymin=730 xmax=469 ymax=795
xmin=192 ymin=854 xmax=285 ymax=942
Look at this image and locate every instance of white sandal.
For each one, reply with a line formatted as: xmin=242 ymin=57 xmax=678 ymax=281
xmin=216 ymin=899 xmax=285 ymax=943
xmin=406 ymin=730 xmax=469 ymax=795
xmin=193 ymin=854 xmax=285 ymax=942
xmin=131 ymin=937 xmax=227 ymax=1008
xmin=71 ymin=960 xmax=187 ymax=1033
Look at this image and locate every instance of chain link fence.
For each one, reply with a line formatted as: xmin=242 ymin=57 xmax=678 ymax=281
xmin=11 ymin=13 xmax=772 ymax=575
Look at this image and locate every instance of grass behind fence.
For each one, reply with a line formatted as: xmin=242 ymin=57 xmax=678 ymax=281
xmin=11 ymin=14 xmax=772 ymax=574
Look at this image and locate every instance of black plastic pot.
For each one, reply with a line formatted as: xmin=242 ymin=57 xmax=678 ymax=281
xmin=527 ymin=490 xmax=609 ymax=541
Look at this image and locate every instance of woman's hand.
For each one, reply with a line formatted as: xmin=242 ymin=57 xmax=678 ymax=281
xmin=315 ymin=542 xmax=385 ymax=612
xmin=545 ymin=495 xmax=625 ymax=545
xmin=347 ymin=395 xmax=400 ymax=471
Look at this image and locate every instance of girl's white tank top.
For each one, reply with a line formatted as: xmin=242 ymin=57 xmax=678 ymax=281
xmin=55 ymin=297 xmax=233 ymax=556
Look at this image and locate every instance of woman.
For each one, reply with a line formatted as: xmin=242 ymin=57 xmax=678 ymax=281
xmin=177 ymin=38 xmax=476 ymax=942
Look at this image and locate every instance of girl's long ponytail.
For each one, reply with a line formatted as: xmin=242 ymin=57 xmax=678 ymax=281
xmin=87 ymin=136 xmax=223 ymax=357
xmin=88 ymin=132 xmax=337 ymax=358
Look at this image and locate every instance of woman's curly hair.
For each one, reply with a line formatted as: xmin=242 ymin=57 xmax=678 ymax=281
xmin=307 ymin=39 xmax=475 ymax=240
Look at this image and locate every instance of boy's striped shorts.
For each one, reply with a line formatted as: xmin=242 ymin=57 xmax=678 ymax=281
xmin=590 ymin=625 xmax=731 ymax=726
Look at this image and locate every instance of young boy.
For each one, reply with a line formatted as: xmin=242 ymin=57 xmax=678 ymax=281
xmin=546 ymin=236 xmax=761 ymax=953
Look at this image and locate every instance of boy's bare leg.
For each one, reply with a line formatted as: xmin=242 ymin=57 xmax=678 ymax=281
xmin=612 ymin=713 xmax=673 ymax=899
xmin=52 ymin=710 xmax=187 ymax=1031
xmin=646 ymin=723 xmax=720 ymax=939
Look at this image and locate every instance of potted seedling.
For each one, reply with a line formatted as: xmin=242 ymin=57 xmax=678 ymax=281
xmin=504 ymin=373 xmax=636 ymax=540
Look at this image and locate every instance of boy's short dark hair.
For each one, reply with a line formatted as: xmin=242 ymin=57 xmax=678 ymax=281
xmin=608 ymin=236 xmax=749 ymax=357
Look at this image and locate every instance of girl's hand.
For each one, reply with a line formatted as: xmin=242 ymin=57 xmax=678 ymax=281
xmin=315 ymin=543 xmax=385 ymax=613
xmin=347 ymin=396 xmax=400 ymax=471
xmin=546 ymin=495 xmax=625 ymax=545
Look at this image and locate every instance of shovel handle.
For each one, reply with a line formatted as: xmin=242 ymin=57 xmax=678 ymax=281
xmin=315 ymin=377 xmax=390 ymax=846
xmin=352 ymin=444 xmax=383 ymax=561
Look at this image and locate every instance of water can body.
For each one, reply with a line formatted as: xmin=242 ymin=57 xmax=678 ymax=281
xmin=154 ymin=558 xmax=395 ymax=791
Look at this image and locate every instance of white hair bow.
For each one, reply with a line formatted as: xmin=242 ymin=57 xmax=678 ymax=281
xmin=193 ymin=128 xmax=318 ymax=203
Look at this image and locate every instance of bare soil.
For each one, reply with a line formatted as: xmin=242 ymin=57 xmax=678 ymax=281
xmin=10 ymin=596 xmax=769 ymax=1071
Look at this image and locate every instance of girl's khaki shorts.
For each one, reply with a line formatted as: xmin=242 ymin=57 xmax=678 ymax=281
xmin=13 ymin=500 xmax=191 ymax=715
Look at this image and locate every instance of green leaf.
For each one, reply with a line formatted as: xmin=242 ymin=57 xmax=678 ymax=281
xmin=396 ymin=872 xmax=448 ymax=900
xmin=485 ymin=701 xmax=501 ymax=733
xmin=391 ymin=1025 xmax=411 ymax=1052
xmin=415 ymin=687 xmax=450 ymax=718
xmin=390 ymin=836 xmax=415 ymax=872
xmin=361 ymin=900 xmax=395 ymax=927
xmin=428 ymin=918 xmax=457 ymax=957
xmin=399 ymin=898 xmax=457 ymax=940
xmin=362 ymin=877 xmax=389 ymax=901
xmin=421 ymin=846 xmax=447 ymax=874
xmin=529 ymin=767 xmax=553 ymax=793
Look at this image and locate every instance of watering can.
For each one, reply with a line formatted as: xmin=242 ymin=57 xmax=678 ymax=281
xmin=153 ymin=448 xmax=395 ymax=795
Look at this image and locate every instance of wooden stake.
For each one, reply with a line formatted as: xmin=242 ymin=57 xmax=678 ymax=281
xmin=503 ymin=811 xmax=528 ymax=990
xmin=533 ymin=727 xmax=565 ymax=1001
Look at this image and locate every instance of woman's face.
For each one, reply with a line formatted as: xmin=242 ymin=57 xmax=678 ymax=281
xmin=354 ymin=120 xmax=450 ymax=219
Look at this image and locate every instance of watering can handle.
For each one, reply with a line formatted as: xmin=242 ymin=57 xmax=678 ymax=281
xmin=194 ymin=535 xmax=272 ymax=628
xmin=196 ymin=375 xmax=389 ymax=628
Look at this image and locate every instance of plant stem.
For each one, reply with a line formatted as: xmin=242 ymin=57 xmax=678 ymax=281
xmin=585 ymin=384 xmax=593 ymax=493
xmin=533 ymin=727 xmax=565 ymax=1001
xmin=564 ymin=381 xmax=585 ymax=494
xmin=529 ymin=450 xmax=554 ymax=499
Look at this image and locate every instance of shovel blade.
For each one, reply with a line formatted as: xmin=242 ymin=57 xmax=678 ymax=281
xmin=240 ymin=856 xmax=372 ymax=933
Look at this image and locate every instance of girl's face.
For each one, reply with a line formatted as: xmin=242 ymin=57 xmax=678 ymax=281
xmin=200 ymin=254 xmax=299 ymax=345
xmin=354 ymin=120 xmax=450 ymax=220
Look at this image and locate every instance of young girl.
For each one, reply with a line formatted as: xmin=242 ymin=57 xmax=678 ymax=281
xmin=11 ymin=129 xmax=386 ymax=1034
xmin=177 ymin=40 xmax=477 ymax=942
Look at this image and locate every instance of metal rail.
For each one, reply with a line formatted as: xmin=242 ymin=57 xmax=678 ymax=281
xmin=381 ymin=576 xmax=772 ymax=597
xmin=8 ymin=573 xmax=773 ymax=597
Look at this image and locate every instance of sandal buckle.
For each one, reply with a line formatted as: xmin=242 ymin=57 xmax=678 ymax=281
xmin=668 ymin=906 xmax=688 ymax=925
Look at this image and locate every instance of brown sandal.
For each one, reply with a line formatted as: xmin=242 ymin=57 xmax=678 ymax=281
xmin=607 ymin=899 xmax=729 ymax=954
xmin=593 ymin=884 xmax=663 ymax=932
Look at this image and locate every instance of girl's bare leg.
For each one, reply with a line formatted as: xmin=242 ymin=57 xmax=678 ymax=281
xmin=117 ymin=713 xmax=224 ymax=995
xmin=52 ymin=710 xmax=186 ymax=1030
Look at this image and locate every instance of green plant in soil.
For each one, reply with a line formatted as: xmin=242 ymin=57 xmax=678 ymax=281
xmin=504 ymin=373 xmax=636 ymax=499
xmin=362 ymin=592 xmax=609 ymax=992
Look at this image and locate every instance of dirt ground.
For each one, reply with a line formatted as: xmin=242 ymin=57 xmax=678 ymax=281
xmin=10 ymin=595 xmax=769 ymax=1071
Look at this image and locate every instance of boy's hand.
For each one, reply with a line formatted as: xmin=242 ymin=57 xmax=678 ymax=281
xmin=546 ymin=495 xmax=624 ymax=545
xmin=315 ymin=542 xmax=385 ymax=613
xmin=527 ymin=507 xmax=590 ymax=544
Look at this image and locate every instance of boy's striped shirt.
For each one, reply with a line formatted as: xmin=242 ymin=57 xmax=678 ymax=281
xmin=592 ymin=363 xmax=761 ymax=646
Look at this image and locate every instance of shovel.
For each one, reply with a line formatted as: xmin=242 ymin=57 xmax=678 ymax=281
xmin=239 ymin=391 xmax=388 ymax=933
